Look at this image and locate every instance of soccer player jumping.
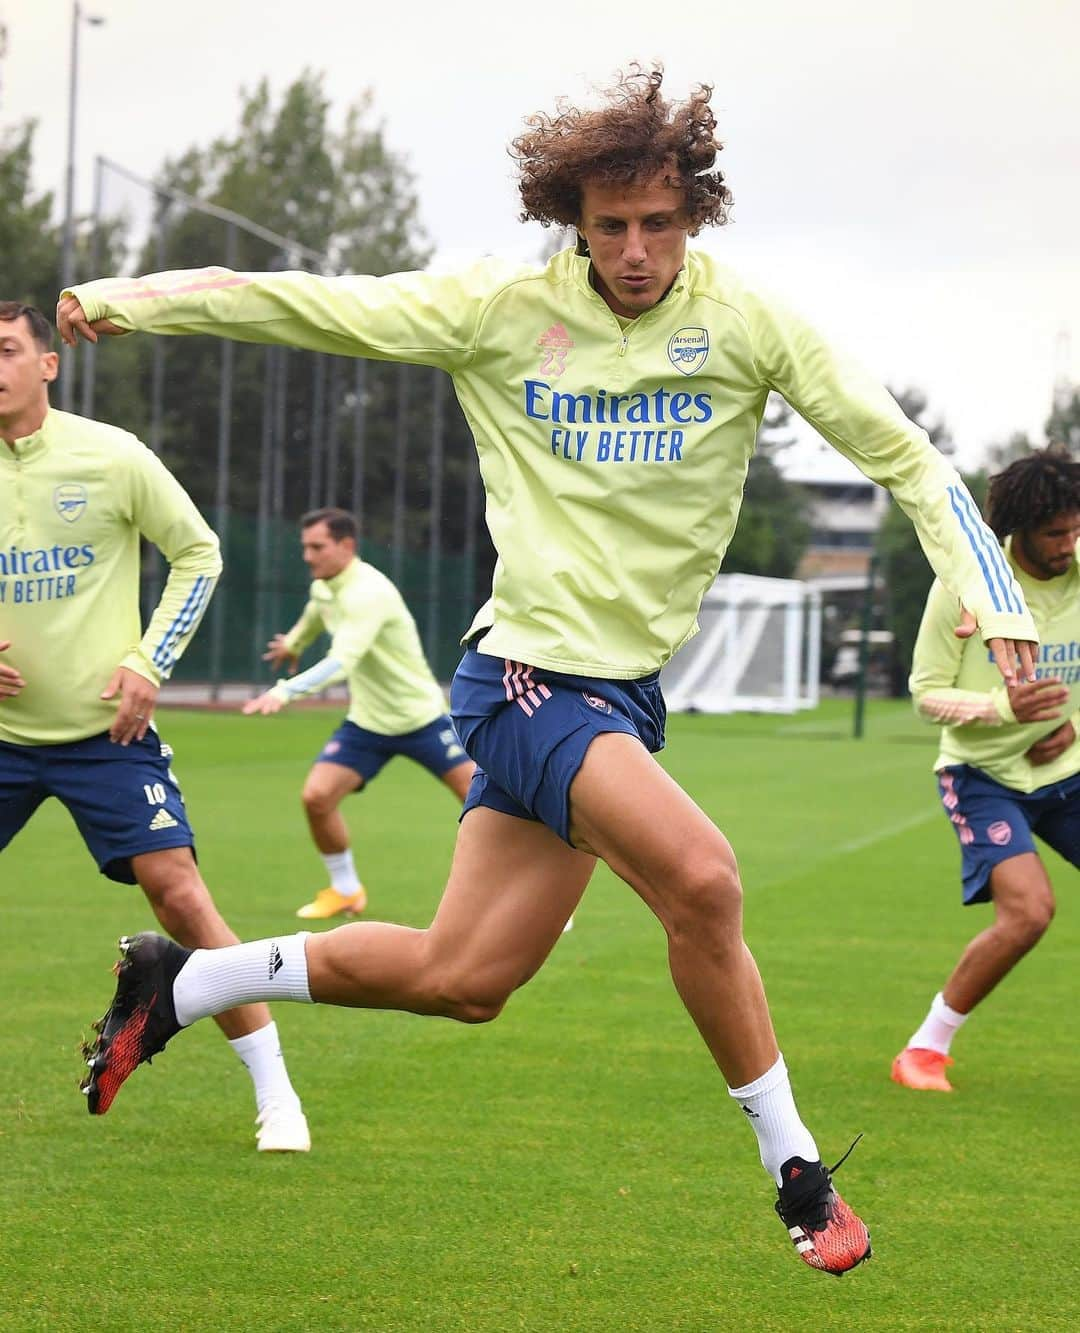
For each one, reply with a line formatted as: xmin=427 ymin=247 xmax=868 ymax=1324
xmin=893 ymin=446 xmax=1080 ymax=1093
xmin=59 ymin=67 xmax=1038 ymax=1274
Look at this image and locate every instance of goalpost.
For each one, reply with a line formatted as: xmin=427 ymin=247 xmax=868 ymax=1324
xmin=661 ymin=573 xmax=822 ymax=714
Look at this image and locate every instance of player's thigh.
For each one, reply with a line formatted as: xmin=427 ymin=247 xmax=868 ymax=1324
xmin=302 ymin=760 xmax=365 ymax=806
xmin=568 ymin=731 xmax=739 ymax=922
xmin=987 ymin=851 xmax=1055 ymax=928
xmin=425 ymin=806 xmax=594 ymax=995
xmin=440 ymin=759 xmax=476 ymax=801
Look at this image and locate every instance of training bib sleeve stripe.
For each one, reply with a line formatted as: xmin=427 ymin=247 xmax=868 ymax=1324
xmin=120 ymin=446 xmax=222 ymax=685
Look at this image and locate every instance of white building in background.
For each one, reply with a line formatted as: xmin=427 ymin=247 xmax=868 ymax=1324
xmin=775 ymin=437 xmax=889 ymax=595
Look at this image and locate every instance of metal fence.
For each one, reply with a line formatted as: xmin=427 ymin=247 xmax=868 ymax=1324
xmin=69 ymin=157 xmax=491 ymax=690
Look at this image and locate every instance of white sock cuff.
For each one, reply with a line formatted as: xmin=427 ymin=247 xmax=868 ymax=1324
xmin=227 ymin=1020 xmax=279 ymax=1059
xmin=728 ymin=1053 xmax=788 ymax=1102
xmin=173 ymin=933 xmax=313 ymax=1027
xmin=932 ymin=992 xmax=968 ymax=1027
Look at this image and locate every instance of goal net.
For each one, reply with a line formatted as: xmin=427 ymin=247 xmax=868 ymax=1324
xmin=661 ymin=574 xmax=821 ymax=714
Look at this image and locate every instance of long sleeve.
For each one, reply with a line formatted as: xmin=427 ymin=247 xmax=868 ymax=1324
xmin=745 ymin=290 xmax=1038 ymax=648
xmin=122 ymin=447 xmax=221 ymax=684
xmin=282 ymin=600 xmax=326 ymax=656
xmin=908 ymin=580 xmax=1013 ymax=726
xmin=270 ymin=593 xmax=390 ymax=707
xmin=67 ymin=263 xmax=526 ymax=374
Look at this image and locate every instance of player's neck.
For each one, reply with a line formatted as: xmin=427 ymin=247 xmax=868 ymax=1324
xmin=0 ymin=399 xmax=48 ymax=448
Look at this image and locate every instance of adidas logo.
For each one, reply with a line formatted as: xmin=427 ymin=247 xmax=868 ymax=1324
xmin=148 ymin=808 xmax=179 ymax=831
xmin=268 ymin=944 xmax=284 ymax=979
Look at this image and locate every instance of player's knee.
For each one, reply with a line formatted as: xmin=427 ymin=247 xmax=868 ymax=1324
xmin=664 ymin=854 xmax=743 ymax=940
xmin=425 ymin=962 xmax=509 ymax=1024
xmin=301 ymin=782 xmax=336 ymax=818
xmin=140 ymin=871 xmax=205 ymax=934
xmin=1010 ymin=895 xmax=1055 ymax=948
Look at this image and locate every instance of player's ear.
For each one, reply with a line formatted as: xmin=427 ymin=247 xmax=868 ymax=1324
xmin=42 ymin=351 xmax=60 ymax=383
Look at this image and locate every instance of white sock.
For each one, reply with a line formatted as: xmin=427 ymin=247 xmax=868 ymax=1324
xmin=322 ymin=849 xmax=361 ymax=897
xmin=907 ymin=991 xmax=969 ymax=1056
xmin=227 ymin=1020 xmax=302 ymax=1115
xmin=728 ymin=1054 xmax=819 ymax=1185
xmin=173 ymin=934 xmax=313 ymax=1027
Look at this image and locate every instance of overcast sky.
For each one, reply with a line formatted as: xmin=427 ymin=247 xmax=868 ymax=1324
xmin=4 ymin=0 xmax=1078 ymax=466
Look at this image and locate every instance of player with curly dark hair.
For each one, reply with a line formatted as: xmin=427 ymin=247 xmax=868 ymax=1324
xmin=60 ymin=65 xmax=1042 ymax=1277
xmin=895 ymin=445 xmax=1080 ymax=1092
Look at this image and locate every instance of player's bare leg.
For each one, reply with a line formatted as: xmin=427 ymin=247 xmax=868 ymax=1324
xmin=893 ymin=853 xmax=1054 ymax=1093
xmin=567 ymin=731 xmax=870 ymax=1274
xmin=301 ymin=761 xmax=363 ymax=855
xmin=297 ymin=760 xmax=367 ymax=918
xmin=130 ymin=846 xmax=308 ymax=1149
xmin=305 ymin=807 xmax=592 ymax=1013
xmin=942 ymin=853 xmax=1055 ymax=1013
xmin=566 ymin=733 xmax=776 ymax=1085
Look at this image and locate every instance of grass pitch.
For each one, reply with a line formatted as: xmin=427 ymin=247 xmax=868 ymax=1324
xmin=1 ymin=700 xmax=1076 ymax=1331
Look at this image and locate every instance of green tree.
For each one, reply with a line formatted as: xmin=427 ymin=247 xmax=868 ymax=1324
xmin=724 ymin=395 xmax=812 ymax=577
xmin=0 ymin=121 xmax=57 ymax=310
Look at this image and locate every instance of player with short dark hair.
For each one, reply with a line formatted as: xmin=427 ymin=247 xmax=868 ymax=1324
xmin=0 ymin=302 xmax=310 ymax=1151
xmin=60 ymin=66 xmax=1039 ymax=1274
xmin=243 ymin=506 xmax=474 ymax=919
xmin=893 ymin=445 xmax=1080 ymax=1092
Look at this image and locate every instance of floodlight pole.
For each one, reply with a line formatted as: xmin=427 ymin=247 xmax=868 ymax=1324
xmin=60 ymin=1 xmax=104 ymax=413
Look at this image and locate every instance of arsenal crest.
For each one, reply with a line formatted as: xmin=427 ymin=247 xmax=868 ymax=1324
xmin=668 ymin=327 xmax=709 ymax=376
xmin=54 ymin=483 xmax=88 ymax=523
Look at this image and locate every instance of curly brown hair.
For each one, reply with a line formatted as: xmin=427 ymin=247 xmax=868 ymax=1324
xmin=511 ymin=65 xmax=732 ymax=235
xmin=987 ymin=443 xmax=1080 ymax=540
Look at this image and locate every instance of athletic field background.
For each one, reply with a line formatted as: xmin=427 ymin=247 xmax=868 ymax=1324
xmin=2 ymin=701 xmax=1075 ymax=1331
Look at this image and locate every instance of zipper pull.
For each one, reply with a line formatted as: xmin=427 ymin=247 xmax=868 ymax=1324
xmin=619 ymin=335 xmax=628 ymax=357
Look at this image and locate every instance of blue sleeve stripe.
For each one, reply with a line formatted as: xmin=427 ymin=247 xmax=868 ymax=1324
xmin=152 ymin=575 xmax=215 ymax=675
xmin=284 ymin=657 xmax=343 ymax=697
xmin=947 ymin=486 xmax=1022 ymax=615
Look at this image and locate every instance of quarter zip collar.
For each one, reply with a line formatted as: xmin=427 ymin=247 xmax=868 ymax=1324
xmin=0 ymin=410 xmax=50 ymax=464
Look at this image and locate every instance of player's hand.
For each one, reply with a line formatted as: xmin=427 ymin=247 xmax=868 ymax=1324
xmin=954 ymin=608 xmax=1037 ymax=687
xmin=262 ymin=634 xmax=299 ymax=674
xmin=55 ymin=294 xmax=125 ymax=348
xmin=1008 ymin=677 xmax=1069 ymax=724
xmin=241 ymin=691 xmax=285 ymax=716
xmin=1026 ymin=719 xmax=1076 ymax=766
xmin=101 ymin=666 xmax=159 ymax=745
xmin=0 ymin=641 xmax=26 ymax=699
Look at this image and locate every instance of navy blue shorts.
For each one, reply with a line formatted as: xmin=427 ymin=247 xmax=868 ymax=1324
xmin=316 ymin=714 xmax=469 ymax=787
xmin=449 ymin=648 xmax=667 ymax=844
xmin=0 ymin=729 xmax=195 ymax=884
xmin=937 ymin=764 xmax=1080 ymax=904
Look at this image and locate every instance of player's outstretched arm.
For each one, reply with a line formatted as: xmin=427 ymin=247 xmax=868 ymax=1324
xmin=56 ymin=295 xmax=124 ymax=346
xmin=953 ymin=608 xmax=1037 ymax=687
xmin=241 ymin=691 xmax=286 ymax=716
